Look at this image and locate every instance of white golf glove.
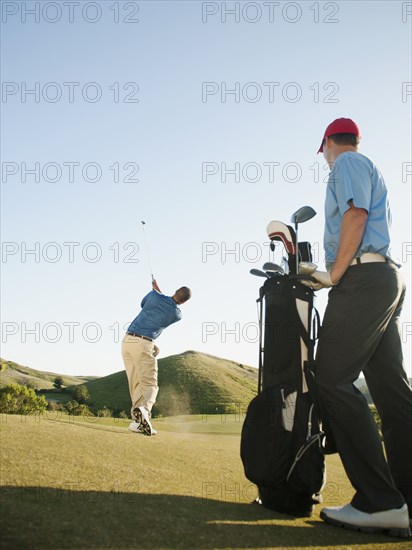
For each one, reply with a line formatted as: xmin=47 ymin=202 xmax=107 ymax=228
xmin=311 ymin=270 xmax=337 ymax=288
xmin=298 ymin=263 xmax=337 ymax=290
xmin=298 ymin=262 xmax=323 ymax=290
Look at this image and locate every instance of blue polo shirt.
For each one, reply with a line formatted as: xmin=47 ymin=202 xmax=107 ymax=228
xmin=127 ymin=290 xmax=182 ymax=340
xmin=324 ymin=152 xmax=397 ymax=270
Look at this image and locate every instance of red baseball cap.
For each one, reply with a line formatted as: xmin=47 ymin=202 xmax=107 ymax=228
xmin=317 ymin=117 xmax=361 ymax=153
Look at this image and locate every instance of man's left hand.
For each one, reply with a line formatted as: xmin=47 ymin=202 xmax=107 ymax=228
xmin=152 ymin=279 xmax=161 ymax=293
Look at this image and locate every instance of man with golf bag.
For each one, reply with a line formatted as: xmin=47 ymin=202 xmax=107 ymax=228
xmin=307 ymin=118 xmax=412 ymax=536
xmin=122 ymin=222 xmax=191 ymax=436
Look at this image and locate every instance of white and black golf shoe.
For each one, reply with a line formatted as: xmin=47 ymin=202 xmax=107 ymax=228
xmin=320 ymin=503 xmax=411 ymax=538
xmin=132 ymin=406 xmax=156 ymax=436
xmin=128 ymin=421 xmax=142 ymax=433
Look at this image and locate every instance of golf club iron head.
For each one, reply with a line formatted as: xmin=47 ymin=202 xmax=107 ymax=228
xmin=262 ymin=262 xmax=285 ymax=275
xmin=250 ymin=268 xmax=269 ymax=278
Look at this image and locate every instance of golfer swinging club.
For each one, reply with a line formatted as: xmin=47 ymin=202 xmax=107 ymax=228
xmin=122 ymin=238 xmax=191 ymax=435
xmin=305 ymin=118 xmax=412 ymax=536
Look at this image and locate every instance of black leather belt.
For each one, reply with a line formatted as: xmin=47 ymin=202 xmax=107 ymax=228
xmin=127 ymin=332 xmax=153 ymax=342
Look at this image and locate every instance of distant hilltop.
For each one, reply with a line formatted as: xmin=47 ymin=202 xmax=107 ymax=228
xmin=2 ymin=353 xmax=404 ymax=417
xmin=0 ymin=358 xmax=96 ymax=389
xmin=0 ymin=352 xmax=258 ymax=417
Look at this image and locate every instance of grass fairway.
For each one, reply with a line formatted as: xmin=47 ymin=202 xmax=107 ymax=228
xmin=1 ymin=413 xmax=410 ymax=550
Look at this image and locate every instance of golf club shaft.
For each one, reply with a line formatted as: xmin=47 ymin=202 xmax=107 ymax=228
xmin=295 ymin=222 xmax=299 ymax=275
xmin=141 ymin=221 xmax=155 ymax=281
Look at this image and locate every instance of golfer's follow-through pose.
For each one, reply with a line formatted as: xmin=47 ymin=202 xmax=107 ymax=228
xmin=306 ymin=118 xmax=412 ymax=536
xmin=122 ymin=280 xmax=191 ymax=436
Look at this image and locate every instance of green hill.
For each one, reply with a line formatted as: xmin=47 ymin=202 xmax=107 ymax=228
xmin=84 ymin=350 xmax=258 ymax=417
xmin=0 ymin=358 xmax=96 ymax=390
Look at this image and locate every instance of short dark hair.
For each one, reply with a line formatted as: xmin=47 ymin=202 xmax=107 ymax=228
xmin=328 ymin=133 xmax=360 ymax=147
xmin=175 ymin=287 xmax=191 ymax=303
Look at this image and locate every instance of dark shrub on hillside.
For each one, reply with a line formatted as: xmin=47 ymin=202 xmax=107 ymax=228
xmin=63 ymin=400 xmax=93 ymax=417
xmin=96 ymin=407 xmax=112 ymax=418
xmin=54 ymin=376 xmax=64 ymax=389
xmin=72 ymin=385 xmax=90 ymax=404
xmin=0 ymin=384 xmax=47 ymax=415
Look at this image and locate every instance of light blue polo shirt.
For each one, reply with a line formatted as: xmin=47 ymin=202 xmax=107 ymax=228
xmin=127 ymin=290 xmax=182 ymax=340
xmin=324 ymin=152 xmax=397 ymax=270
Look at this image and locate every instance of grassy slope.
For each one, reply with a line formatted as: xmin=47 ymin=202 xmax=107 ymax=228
xmin=0 ymin=358 xmax=96 ymax=390
xmin=84 ymin=351 xmax=258 ymax=417
xmin=1 ymin=413 xmax=409 ymax=550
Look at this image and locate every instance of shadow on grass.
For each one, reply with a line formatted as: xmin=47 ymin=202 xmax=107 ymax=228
xmin=1 ymin=486 xmax=406 ymax=549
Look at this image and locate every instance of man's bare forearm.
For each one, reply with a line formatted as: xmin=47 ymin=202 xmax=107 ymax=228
xmin=330 ymin=201 xmax=368 ymax=283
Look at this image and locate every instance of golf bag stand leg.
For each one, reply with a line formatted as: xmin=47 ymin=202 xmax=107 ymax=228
xmin=257 ymin=286 xmax=264 ymax=395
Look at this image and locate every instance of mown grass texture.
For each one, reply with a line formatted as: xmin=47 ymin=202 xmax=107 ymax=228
xmin=1 ymin=413 xmax=410 ymax=550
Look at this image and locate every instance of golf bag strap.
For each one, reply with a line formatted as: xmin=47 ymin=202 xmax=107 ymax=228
xmin=312 ymin=308 xmax=321 ymax=341
xmin=304 ymin=361 xmax=337 ymax=454
xmin=257 ymin=286 xmax=264 ymax=394
xmin=287 ymin=284 xmax=316 ymax=359
xmin=288 ymin=282 xmax=337 ymax=454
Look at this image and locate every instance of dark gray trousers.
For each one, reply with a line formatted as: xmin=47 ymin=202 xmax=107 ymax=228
xmin=315 ymin=262 xmax=412 ymax=514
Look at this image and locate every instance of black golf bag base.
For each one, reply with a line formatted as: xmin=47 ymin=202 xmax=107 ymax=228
xmin=257 ymin=486 xmax=322 ymax=518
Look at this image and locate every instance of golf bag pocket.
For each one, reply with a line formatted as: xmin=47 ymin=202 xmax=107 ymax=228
xmin=287 ymin=431 xmax=326 ymax=495
xmin=281 ymin=391 xmax=297 ymax=431
xmin=241 ymin=385 xmax=295 ymax=487
xmin=241 ymin=386 xmax=326 ymax=517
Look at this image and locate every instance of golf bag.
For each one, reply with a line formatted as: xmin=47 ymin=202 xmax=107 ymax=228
xmin=241 ymin=271 xmax=326 ymax=517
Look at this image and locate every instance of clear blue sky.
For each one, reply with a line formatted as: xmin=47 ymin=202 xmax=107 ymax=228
xmin=1 ymin=0 xmax=411 ymax=377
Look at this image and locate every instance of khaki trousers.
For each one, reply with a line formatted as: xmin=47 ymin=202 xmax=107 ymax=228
xmin=121 ymin=334 xmax=160 ymax=415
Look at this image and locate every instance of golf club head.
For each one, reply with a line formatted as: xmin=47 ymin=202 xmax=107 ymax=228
xmin=290 ymin=206 xmax=317 ymax=225
xmin=266 ymin=221 xmax=297 ymax=255
xmin=262 ymin=262 xmax=285 ymax=275
xmin=250 ymin=268 xmax=269 ymax=278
